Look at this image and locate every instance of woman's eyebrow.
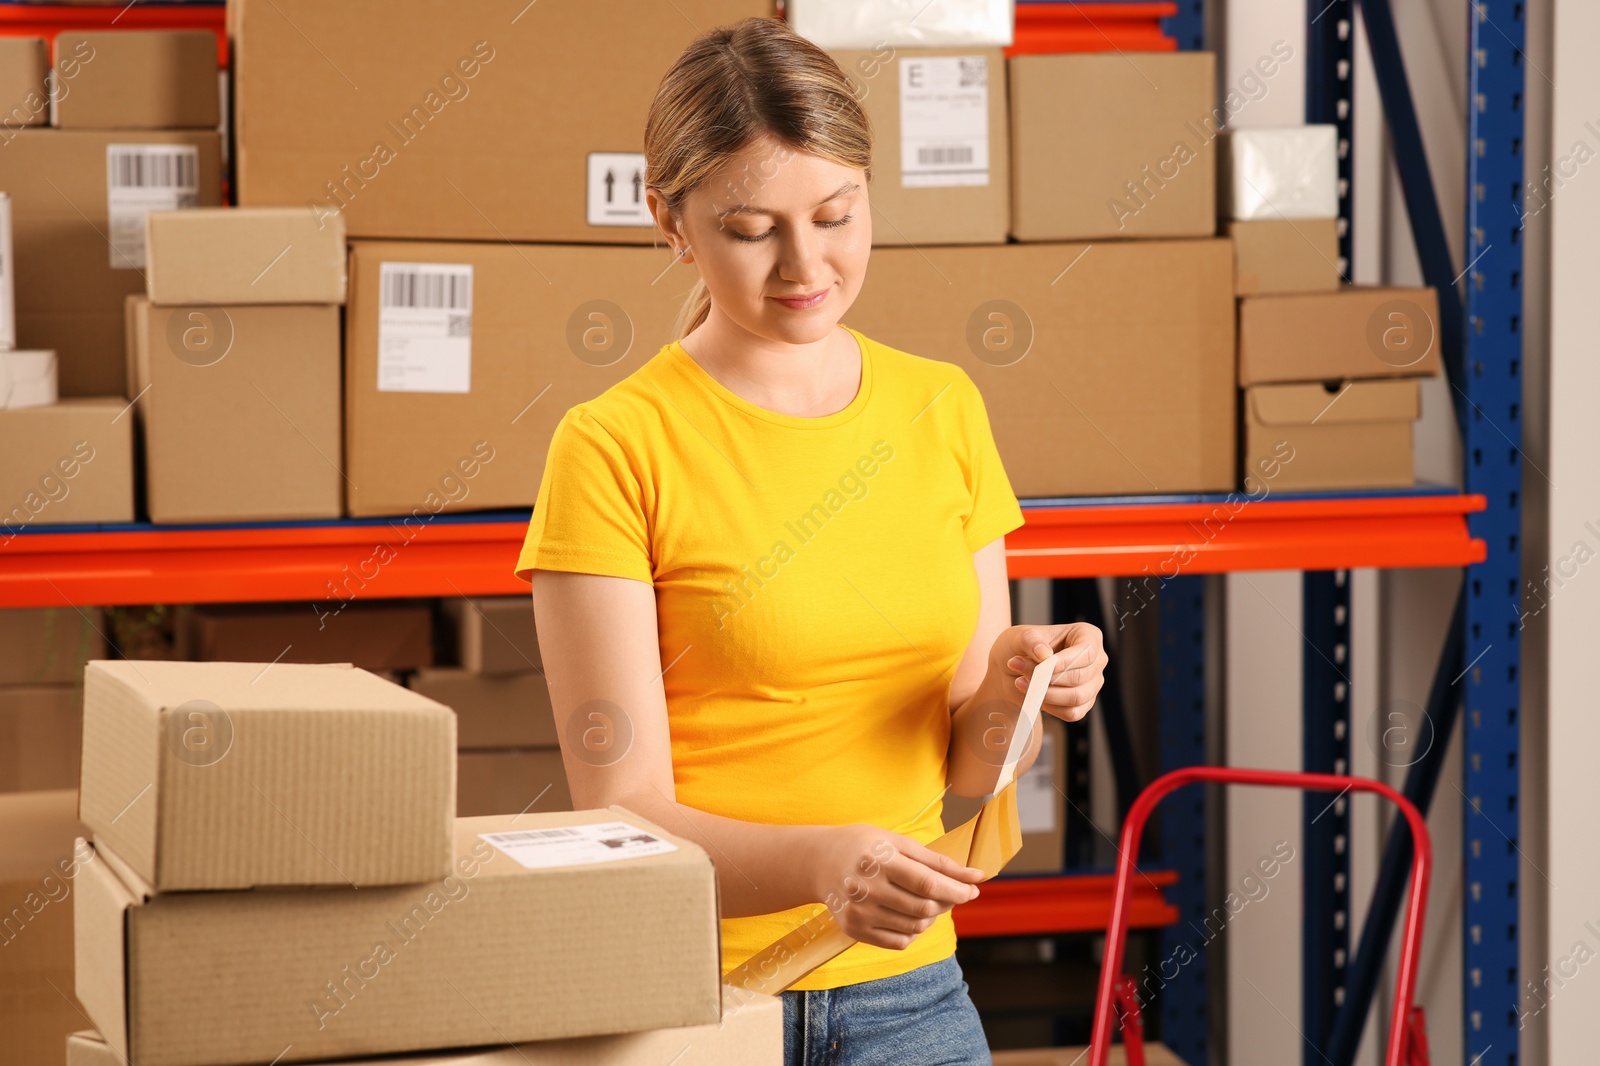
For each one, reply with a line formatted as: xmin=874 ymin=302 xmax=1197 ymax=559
xmin=717 ymin=180 xmax=861 ymax=219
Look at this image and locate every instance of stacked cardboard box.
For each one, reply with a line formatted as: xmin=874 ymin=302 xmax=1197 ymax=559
xmin=176 ymin=599 xmax=434 ymax=672
xmin=0 ymin=608 xmax=106 ymax=793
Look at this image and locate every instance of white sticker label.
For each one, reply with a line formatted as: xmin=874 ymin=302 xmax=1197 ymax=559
xmin=899 ymin=55 xmax=989 ymax=188
xmin=586 ymin=152 xmax=651 ymax=227
xmin=376 ymin=262 xmax=473 ymax=394
xmin=1016 ymin=730 xmax=1058 ymax=834
xmin=106 ymin=144 xmax=200 ymax=269
xmin=480 ymin=821 xmax=679 ymax=870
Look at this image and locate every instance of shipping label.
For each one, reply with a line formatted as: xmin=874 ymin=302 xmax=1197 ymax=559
xmin=480 ymin=821 xmax=679 ymax=870
xmin=376 ymin=261 xmax=473 ymax=393
xmin=106 ymin=144 xmax=200 ymax=269
xmin=899 ymin=55 xmax=990 ymax=188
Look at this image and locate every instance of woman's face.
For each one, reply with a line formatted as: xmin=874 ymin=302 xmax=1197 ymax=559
xmin=651 ymin=134 xmax=872 ymax=346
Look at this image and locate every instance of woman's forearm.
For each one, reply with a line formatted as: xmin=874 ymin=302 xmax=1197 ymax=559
xmin=946 ymin=667 xmax=1044 ymax=798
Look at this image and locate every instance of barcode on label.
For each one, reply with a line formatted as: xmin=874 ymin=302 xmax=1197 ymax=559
xmin=916 ymin=145 xmax=975 ymax=166
xmin=382 ymin=266 xmax=473 ymax=311
xmin=487 ymin=828 xmax=585 ymax=843
xmin=107 ymin=146 xmax=198 ymax=190
xmin=957 ymin=57 xmax=987 ymax=88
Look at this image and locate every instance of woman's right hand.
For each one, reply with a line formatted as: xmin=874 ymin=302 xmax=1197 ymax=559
xmin=807 ymin=823 xmax=986 ymax=951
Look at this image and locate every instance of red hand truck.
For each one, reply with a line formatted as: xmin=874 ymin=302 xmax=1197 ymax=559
xmin=1089 ymin=767 xmax=1433 ymax=1066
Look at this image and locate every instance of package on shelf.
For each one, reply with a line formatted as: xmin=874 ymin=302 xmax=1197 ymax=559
xmin=51 ymin=31 xmax=219 ymax=131
xmin=0 ymin=607 xmax=107 ymax=685
xmin=0 ymin=398 xmax=135 ymax=533
xmin=343 ymin=240 xmax=694 ymax=517
xmin=1 ymin=349 xmax=58 ymax=409
xmin=75 ymin=809 xmax=722 ymax=1066
xmin=1009 ymin=52 xmax=1217 ymax=241
xmin=0 ymin=130 xmax=223 ymax=396
xmin=128 ymin=297 xmax=342 ymax=522
xmin=0 ymin=37 xmax=50 ymax=131
xmin=439 ymin=596 xmax=541 ymax=675
xmin=411 ymin=669 xmax=558 ymax=749
xmin=942 ymin=717 xmax=1064 ymax=874
xmin=1218 ymin=125 xmax=1339 ymax=221
xmin=1228 ymin=218 xmax=1342 ymax=296
xmin=458 ymin=748 xmax=573 ymax=818
xmin=78 ymin=660 xmax=456 ymax=891
xmin=789 ymin=0 xmax=1013 ymax=48
xmin=1242 ymin=378 xmax=1420 ymax=491
xmin=1237 ymin=285 xmax=1441 ymax=386
xmin=828 ymin=46 xmax=1008 ymax=246
xmin=0 ymin=687 xmax=82 ymax=792
xmin=846 ymin=239 xmax=1236 ymax=497
xmin=145 ymin=207 xmax=347 ymax=306
xmin=179 ymin=602 xmax=434 ymax=673
xmin=234 ymin=0 xmax=771 ymax=242
xmin=0 ymin=790 xmax=90 ymax=1066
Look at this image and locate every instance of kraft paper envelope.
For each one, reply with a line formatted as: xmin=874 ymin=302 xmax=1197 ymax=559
xmin=725 ymin=656 xmax=1058 ymax=995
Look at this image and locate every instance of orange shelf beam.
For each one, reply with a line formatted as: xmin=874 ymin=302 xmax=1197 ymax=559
xmin=953 ymin=870 xmax=1180 ymax=938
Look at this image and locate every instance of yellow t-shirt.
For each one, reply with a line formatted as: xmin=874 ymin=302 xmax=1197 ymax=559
xmin=514 ymin=324 xmax=1026 ymax=990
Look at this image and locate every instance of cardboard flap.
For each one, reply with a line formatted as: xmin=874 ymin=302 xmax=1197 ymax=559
xmin=1248 ymin=379 xmax=1420 ymax=427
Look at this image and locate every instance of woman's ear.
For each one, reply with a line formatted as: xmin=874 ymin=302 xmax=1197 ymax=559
xmin=645 ymin=188 xmax=694 ymax=264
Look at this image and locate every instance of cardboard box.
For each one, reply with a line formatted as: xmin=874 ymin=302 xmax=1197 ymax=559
xmin=1243 ymin=378 xmax=1418 ymax=490
xmin=458 ymin=748 xmax=573 ymax=818
xmin=1219 ymin=125 xmax=1339 ymax=221
xmin=845 ymin=239 xmax=1236 ymax=496
xmin=79 ymin=660 xmax=456 ymax=891
xmin=1 ymin=790 xmax=91 ymax=1066
xmin=1 ymin=350 xmax=58 ymax=409
xmin=344 ymin=240 xmax=694 ymax=516
xmin=0 ymin=607 xmax=106 ymax=685
xmin=0 ymin=130 xmax=224 ymax=396
xmin=993 ymin=1045 xmax=1186 ymax=1066
xmin=943 ymin=717 xmax=1063 ymax=873
xmin=0 ymin=687 xmax=82 ymax=792
xmin=1238 ymin=286 xmax=1441 ymax=386
xmin=410 ymin=669 xmax=558 ymax=749
xmin=181 ymin=602 xmax=434 ymax=672
xmin=146 ymin=207 xmax=348 ymax=305
xmin=129 ymin=298 xmax=342 ymax=522
xmin=0 ymin=399 xmax=135 ymax=535
xmin=1228 ymin=218 xmax=1341 ymax=296
xmin=52 ymin=31 xmax=219 ymax=130
xmin=1009 ymin=52 xmax=1216 ymax=241
xmin=75 ymin=809 xmax=722 ymax=1066
xmin=234 ymin=0 xmax=772 ymax=242
xmin=830 ymin=47 xmax=1008 ymax=245
xmin=791 ymin=0 xmax=1014 ymax=48
xmin=440 ymin=596 xmax=541 ymax=674
xmin=0 ymin=37 xmax=50 ymax=130
xmin=0 ymin=191 xmax=14 ymax=350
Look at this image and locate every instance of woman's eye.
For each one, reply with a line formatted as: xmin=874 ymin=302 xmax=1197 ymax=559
xmin=818 ymin=214 xmax=853 ymax=229
xmin=730 ymin=214 xmax=854 ymax=243
xmin=731 ymin=229 xmax=770 ymax=243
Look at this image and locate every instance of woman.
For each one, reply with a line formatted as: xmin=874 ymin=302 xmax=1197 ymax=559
xmin=516 ymin=17 xmax=1107 ymax=1066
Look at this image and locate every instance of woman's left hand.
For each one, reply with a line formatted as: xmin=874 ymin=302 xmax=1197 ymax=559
xmin=987 ymin=623 xmax=1107 ymax=723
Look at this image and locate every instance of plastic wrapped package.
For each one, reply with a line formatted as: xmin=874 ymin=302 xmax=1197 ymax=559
xmin=1219 ymin=125 xmax=1340 ymax=220
xmin=787 ymin=0 xmax=1013 ymax=48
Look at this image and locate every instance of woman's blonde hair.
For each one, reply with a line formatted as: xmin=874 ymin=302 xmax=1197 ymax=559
xmin=644 ymin=17 xmax=873 ymax=339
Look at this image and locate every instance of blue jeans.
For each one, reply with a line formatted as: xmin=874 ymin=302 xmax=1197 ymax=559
xmin=782 ymin=954 xmax=992 ymax=1066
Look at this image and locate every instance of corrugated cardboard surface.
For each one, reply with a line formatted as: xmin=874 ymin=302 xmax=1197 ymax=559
xmin=1243 ymin=378 xmax=1418 ymax=490
xmin=0 ymin=398 xmax=135 ymax=527
xmin=344 ymin=240 xmax=695 ymax=516
xmin=181 ymin=602 xmax=434 ymax=672
xmin=0 ymin=607 xmax=106 ymax=685
xmin=76 ymin=809 xmax=723 ymax=1066
xmin=1009 ymin=52 xmax=1216 ymax=241
xmin=0 ymin=37 xmax=49 ymax=127
xmin=1238 ymin=286 xmax=1442 ymax=385
xmin=410 ymin=669 xmax=557 ymax=749
xmin=1 ymin=130 xmax=223 ymax=396
xmin=830 ymin=47 xmax=1008 ymax=246
xmin=1227 ymin=218 xmax=1341 ymax=296
xmin=846 ymin=240 xmax=1236 ymax=496
xmin=79 ymin=660 xmax=456 ymax=890
xmin=943 ymin=717 xmax=1064 ymax=874
xmin=53 ymin=31 xmax=218 ymax=130
xmin=0 ymin=686 xmax=82 ymax=792
xmin=235 ymin=0 xmax=772 ymax=242
xmin=440 ymin=596 xmax=540 ymax=674
xmin=131 ymin=298 xmax=342 ymax=523
xmin=457 ymin=748 xmax=572 ymax=817
xmin=1 ymin=790 xmax=89 ymax=1066
xmin=146 ymin=207 xmax=348 ymax=305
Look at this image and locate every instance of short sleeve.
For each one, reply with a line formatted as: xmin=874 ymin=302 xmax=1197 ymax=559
xmin=514 ymin=407 xmax=653 ymax=584
xmin=954 ymin=372 xmax=1026 ymax=552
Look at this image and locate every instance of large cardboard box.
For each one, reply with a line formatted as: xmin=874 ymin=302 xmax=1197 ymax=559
xmin=130 ymin=298 xmax=342 ymax=522
xmin=0 ymin=37 xmax=49 ymax=130
xmin=75 ymin=810 xmax=722 ymax=1066
xmin=52 ymin=31 xmax=219 ymax=130
xmin=943 ymin=717 xmax=1064 ymax=874
xmin=0 ymin=607 xmax=106 ymax=685
xmin=0 ymin=399 xmax=136 ymax=535
xmin=1009 ymin=52 xmax=1216 ymax=241
xmin=458 ymin=748 xmax=573 ymax=818
xmin=410 ymin=669 xmax=558 ymax=749
xmin=846 ymin=239 xmax=1236 ymax=497
xmin=1227 ymin=218 xmax=1341 ymax=296
xmin=1243 ymin=378 xmax=1418 ymax=490
xmin=0 ymin=790 xmax=91 ymax=1066
xmin=234 ymin=0 xmax=772 ymax=242
xmin=180 ymin=602 xmax=434 ymax=672
xmin=831 ymin=47 xmax=1008 ymax=246
xmin=344 ymin=240 xmax=694 ymax=516
xmin=79 ymin=660 xmax=456 ymax=891
xmin=440 ymin=595 xmax=540 ymax=674
xmin=0 ymin=687 xmax=81 ymax=792
xmin=0 ymin=130 xmax=224 ymax=396
xmin=146 ymin=207 xmax=348 ymax=305
xmin=1238 ymin=286 xmax=1441 ymax=386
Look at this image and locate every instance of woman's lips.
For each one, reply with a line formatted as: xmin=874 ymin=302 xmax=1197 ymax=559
xmin=772 ymin=288 xmax=829 ymax=310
